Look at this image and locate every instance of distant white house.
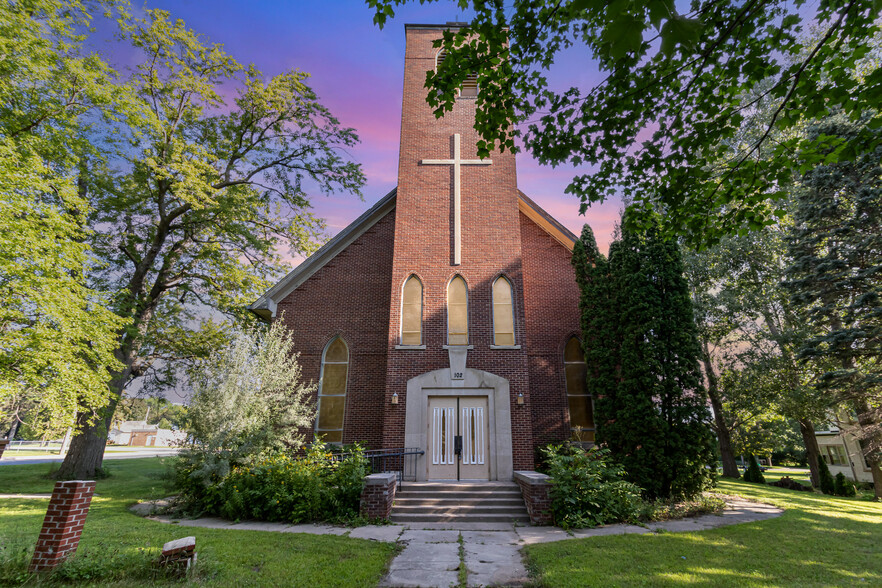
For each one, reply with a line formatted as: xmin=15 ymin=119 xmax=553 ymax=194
xmin=108 ymin=421 xmax=185 ymax=447
xmin=815 ymin=423 xmax=873 ymax=484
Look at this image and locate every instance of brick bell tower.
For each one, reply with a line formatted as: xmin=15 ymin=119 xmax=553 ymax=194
xmin=382 ymin=24 xmax=534 ymax=480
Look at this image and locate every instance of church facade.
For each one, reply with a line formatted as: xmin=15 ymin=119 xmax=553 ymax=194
xmin=250 ymin=24 xmax=593 ymax=480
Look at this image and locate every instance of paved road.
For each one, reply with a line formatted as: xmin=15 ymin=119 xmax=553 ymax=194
xmin=0 ymin=448 xmax=180 ymax=466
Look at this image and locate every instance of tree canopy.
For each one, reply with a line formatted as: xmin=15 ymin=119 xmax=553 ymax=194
xmin=0 ymin=0 xmax=127 ymax=437
xmin=369 ymin=0 xmax=881 ymax=246
xmin=0 ymin=3 xmax=367 ymax=478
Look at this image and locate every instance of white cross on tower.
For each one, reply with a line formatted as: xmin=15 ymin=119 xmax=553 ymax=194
xmin=421 ymin=133 xmax=492 ymax=265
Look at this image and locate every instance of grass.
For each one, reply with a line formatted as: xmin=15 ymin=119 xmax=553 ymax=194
xmin=762 ymin=466 xmax=812 ymax=485
xmin=0 ymin=458 xmax=396 ymax=586
xmin=524 ymin=479 xmax=882 ymax=587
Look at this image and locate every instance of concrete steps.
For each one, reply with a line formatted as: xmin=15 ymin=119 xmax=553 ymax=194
xmin=390 ymin=481 xmax=530 ymax=523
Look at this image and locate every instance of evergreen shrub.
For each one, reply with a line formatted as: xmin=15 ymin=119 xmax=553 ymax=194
xmin=542 ymin=444 xmax=645 ymax=529
xmin=742 ymin=455 xmax=766 ymax=484
xmin=834 ymin=472 xmax=856 ymax=497
xmin=818 ymin=457 xmax=836 ymax=495
xmin=770 ymin=476 xmax=812 ymax=491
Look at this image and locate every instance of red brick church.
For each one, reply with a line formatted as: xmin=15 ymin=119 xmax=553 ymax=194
xmin=250 ymin=24 xmax=593 ymax=481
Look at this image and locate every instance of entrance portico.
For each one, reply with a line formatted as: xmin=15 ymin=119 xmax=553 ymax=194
xmin=404 ymin=367 xmax=513 ymax=481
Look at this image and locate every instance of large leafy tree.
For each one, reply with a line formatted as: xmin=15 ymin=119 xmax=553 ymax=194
xmin=573 ymin=218 xmax=716 ymax=500
xmin=685 ymin=227 xmax=831 ymax=486
xmin=0 ymin=0 xmax=127 ymax=438
xmin=786 ymin=114 xmax=882 ymax=498
xmin=54 ymin=9 xmax=365 ymax=478
xmin=370 ymin=0 xmax=880 ymax=245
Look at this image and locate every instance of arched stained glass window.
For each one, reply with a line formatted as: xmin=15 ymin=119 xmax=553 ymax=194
xmin=492 ymin=276 xmax=515 ymax=346
xmin=565 ymin=337 xmax=594 ymax=442
xmin=447 ymin=275 xmax=469 ymax=345
xmin=316 ymin=337 xmax=348 ymax=444
xmin=401 ymin=276 xmax=423 ymax=346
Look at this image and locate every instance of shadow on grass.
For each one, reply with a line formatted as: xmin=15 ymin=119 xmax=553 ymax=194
xmin=0 ymin=458 xmax=397 ymax=587
xmin=525 ymin=480 xmax=882 ymax=587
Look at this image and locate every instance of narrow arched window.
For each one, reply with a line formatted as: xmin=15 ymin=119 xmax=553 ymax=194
xmin=447 ymin=275 xmax=469 ymax=345
xmin=492 ymin=276 xmax=515 ymax=346
xmin=401 ymin=275 xmax=423 ymax=345
xmin=565 ymin=337 xmax=594 ymax=442
xmin=316 ymin=337 xmax=348 ymax=444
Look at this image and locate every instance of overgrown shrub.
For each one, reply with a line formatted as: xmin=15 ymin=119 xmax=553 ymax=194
xmin=770 ymin=476 xmax=812 ymax=491
xmin=171 ymin=320 xmax=317 ymax=514
xmin=834 ymin=472 xmax=856 ymax=497
xmin=175 ymin=442 xmax=368 ymax=523
xmin=542 ymin=444 xmax=644 ymax=529
xmin=818 ymin=457 xmax=836 ymax=495
xmin=742 ymin=455 xmax=766 ymax=484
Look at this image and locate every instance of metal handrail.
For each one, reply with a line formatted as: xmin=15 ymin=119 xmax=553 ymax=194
xmin=322 ymin=447 xmax=425 ymax=483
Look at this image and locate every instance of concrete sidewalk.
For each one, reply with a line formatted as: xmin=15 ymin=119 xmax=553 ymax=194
xmin=139 ymin=497 xmax=782 ymax=587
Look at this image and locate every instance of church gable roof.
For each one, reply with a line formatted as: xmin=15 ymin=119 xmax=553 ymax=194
xmin=249 ymin=187 xmax=576 ymax=320
xmin=517 ymin=191 xmax=577 ymax=251
xmin=249 ymin=188 xmax=397 ymax=320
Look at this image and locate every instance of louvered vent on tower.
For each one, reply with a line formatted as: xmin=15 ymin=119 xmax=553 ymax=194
xmin=436 ymin=48 xmax=478 ymax=98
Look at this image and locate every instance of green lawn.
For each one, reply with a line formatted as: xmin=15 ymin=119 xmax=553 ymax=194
xmin=762 ymin=466 xmax=812 ymax=485
xmin=0 ymin=458 xmax=396 ymax=586
xmin=525 ymin=479 xmax=882 ymax=587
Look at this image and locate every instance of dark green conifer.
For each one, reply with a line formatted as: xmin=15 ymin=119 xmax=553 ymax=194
xmin=818 ymin=455 xmax=836 ymax=495
xmin=575 ymin=216 xmax=716 ymax=499
xmin=833 ymin=472 xmax=856 ymax=497
xmin=743 ymin=454 xmax=766 ymax=484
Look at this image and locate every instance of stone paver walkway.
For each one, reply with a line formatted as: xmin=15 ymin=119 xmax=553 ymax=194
xmin=138 ymin=497 xmax=782 ymax=587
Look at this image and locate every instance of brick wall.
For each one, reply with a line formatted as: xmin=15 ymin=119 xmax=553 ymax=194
xmin=520 ymin=212 xmax=581 ymax=453
xmin=360 ymin=473 xmax=397 ymax=520
xmin=382 ymin=25 xmax=534 ymax=470
xmin=276 ymin=210 xmax=396 ymax=450
xmin=30 ymin=480 xmax=95 ymax=572
xmin=513 ymin=471 xmax=554 ymax=525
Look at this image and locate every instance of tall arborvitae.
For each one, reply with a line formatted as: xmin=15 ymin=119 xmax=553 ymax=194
xmin=575 ymin=217 xmax=716 ymax=499
xmin=571 ymin=225 xmax=616 ymax=443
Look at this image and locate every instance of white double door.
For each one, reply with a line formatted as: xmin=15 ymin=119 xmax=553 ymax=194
xmin=427 ymin=396 xmax=490 ymax=480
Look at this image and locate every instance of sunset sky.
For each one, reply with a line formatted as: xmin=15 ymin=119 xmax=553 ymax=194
xmin=112 ymin=0 xmax=623 ymax=254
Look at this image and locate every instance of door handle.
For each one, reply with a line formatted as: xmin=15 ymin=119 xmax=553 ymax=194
xmin=454 ymin=435 xmax=462 ymax=457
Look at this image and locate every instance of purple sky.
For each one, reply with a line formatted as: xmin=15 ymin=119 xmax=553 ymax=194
xmin=122 ymin=0 xmax=622 ymax=254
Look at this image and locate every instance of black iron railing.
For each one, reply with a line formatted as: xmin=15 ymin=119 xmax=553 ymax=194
xmin=363 ymin=448 xmax=424 ymax=482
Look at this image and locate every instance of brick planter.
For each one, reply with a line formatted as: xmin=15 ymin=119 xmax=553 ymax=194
xmin=30 ymin=480 xmax=96 ymax=572
xmin=0 ymin=438 xmax=9 ymax=460
xmin=360 ymin=473 xmax=397 ymax=520
xmin=514 ymin=471 xmax=553 ymax=525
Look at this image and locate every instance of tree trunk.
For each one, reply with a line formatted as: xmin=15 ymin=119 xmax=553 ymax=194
xmin=701 ymin=345 xmax=739 ymax=478
xmin=798 ymin=417 xmax=821 ymax=488
xmin=853 ymin=399 xmax=882 ymax=501
xmin=54 ymin=355 xmax=132 ymax=479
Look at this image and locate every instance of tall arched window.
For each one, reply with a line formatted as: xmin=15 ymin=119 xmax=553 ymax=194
xmin=565 ymin=337 xmax=594 ymax=442
xmin=447 ymin=275 xmax=469 ymax=345
xmin=316 ymin=337 xmax=349 ymax=443
xmin=401 ymin=275 xmax=423 ymax=346
xmin=492 ymin=276 xmax=515 ymax=346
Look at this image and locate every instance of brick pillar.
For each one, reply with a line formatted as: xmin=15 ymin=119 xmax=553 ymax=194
xmin=360 ymin=473 xmax=397 ymax=520
xmin=30 ymin=480 xmax=96 ymax=572
xmin=514 ymin=471 xmax=553 ymax=525
xmin=0 ymin=438 xmax=9 ymax=460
